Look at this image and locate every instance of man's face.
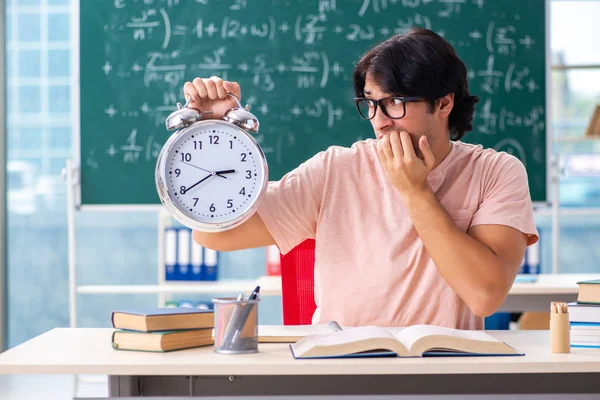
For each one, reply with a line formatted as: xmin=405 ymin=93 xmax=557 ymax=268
xmin=363 ymin=75 xmax=437 ymax=158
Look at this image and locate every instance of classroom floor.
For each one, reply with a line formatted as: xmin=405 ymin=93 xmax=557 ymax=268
xmin=0 ymin=375 xmax=599 ymax=400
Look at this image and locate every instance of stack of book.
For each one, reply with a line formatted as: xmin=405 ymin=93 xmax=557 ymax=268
xmin=111 ymin=307 xmax=214 ymax=352
xmin=568 ymin=279 xmax=600 ymax=348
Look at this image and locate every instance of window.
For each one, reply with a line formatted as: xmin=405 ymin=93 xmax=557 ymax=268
xmin=551 ymin=0 xmax=600 ymax=209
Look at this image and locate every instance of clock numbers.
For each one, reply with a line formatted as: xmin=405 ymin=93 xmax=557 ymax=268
xmin=166 ymin=126 xmax=263 ymax=222
xmin=180 ymin=153 xmax=191 ymax=162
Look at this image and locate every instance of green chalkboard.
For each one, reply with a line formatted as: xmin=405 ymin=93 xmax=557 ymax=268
xmin=79 ymin=0 xmax=548 ymax=206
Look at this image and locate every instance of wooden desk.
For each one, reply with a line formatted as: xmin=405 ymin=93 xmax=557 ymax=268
xmin=500 ymin=274 xmax=600 ymax=313
xmin=0 ymin=328 xmax=599 ymax=397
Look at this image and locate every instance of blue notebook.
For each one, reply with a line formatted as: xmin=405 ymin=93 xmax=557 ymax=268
xmin=290 ymin=325 xmax=524 ymax=359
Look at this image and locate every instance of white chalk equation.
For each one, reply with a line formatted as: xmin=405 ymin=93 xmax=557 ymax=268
xmin=107 ymin=11 xmax=444 ymax=45
xmin=90 ymin=0 xmax=545 ymax=172
xmin=103 ymin=129 xmax=164 ymax=165
xmin=358 ymin=0 xmax=485 ymax=18
xmin=473 ymin=54 xmax=540 ymax=96
xmin=103 ymin=48 xmax=343 ymax=91
xmin=476 ymin=99 xmax=545 ymax=137
xmin=290 ymin=98 xmax=344 ymax=129
xmin=486 ymin=21 xmax=536 ymax=56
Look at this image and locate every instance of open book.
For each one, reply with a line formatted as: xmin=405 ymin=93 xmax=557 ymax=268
xmin=290 ymin=324 xmax=523 ymax=359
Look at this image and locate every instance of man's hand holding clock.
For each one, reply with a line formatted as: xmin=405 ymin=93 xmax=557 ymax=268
xmin=183 ymin=76 xmax=241 ymax=120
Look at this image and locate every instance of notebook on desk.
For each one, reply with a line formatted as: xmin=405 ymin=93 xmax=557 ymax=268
xmin=289 ymin=325 xmax=524 ymax=359
xmin=258 ymin=324 xmax=332 ymax=343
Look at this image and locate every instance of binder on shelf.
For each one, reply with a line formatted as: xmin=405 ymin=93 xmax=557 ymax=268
xmin=190 ymin=237 xmax=204 ymax=281
xmin=177 ymin=228 xmax=191 ymax=280
xmin=165 ymin=228 xmax=177 ymax=281
xmin=203 ymin=248 xmax=218 ymax=281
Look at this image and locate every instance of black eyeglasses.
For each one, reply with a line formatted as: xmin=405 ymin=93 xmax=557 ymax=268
xmin=353 ymin=96 xmax=423 ymax=120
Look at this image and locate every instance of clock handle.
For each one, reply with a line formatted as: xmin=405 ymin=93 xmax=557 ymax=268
xmin=226 ymin=92 xmax=243 ymax=109
xmin=180 ymin=96 xmax=192 ymax=108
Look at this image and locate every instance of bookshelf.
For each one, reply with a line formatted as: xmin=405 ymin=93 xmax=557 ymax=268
xmin=65 ymin=159 xmax=282 ymax=329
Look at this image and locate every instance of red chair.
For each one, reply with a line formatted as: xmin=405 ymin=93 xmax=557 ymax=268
xmin=279 ymin=239 xmax=317 ymax=325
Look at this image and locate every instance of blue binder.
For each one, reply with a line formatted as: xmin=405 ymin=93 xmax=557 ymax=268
xmin=203 ymin=248 xmax=218 ymax=281
xmin=176 ymin=228 xmax=191 ymax=280
xmin=190 ymin=235 xmax=203 ymax=281
xmin=165 ymin=228 xmax=177 ymax=281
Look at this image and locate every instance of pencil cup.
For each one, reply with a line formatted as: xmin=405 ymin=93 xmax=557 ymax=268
xmin=550 ymin=312 xmax=570 ymax=354
xmin=213 ymin=297 xmax=260 ymax=354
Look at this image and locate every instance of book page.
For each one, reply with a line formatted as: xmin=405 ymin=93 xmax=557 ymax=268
xmin=306 ymin=326 xmax=398 ymax=347
xmin=394 ymin=324 xmax=500 ymax=351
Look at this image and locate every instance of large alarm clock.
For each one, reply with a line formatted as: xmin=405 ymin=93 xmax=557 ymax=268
xmin=155 ymin=93 xmax=268 ymax=232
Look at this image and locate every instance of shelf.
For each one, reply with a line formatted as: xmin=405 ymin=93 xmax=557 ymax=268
xmin=76 ymin=273 xmax=600 ymax=300
xmin=552 ymin=136 xmax=600 ymax=143
xmin=76 ymin=276 xmax=282 ymax=296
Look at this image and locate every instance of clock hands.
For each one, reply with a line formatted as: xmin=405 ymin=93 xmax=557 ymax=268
xmin=215 ymin=169 xmax=235 ymax=178
xmin=181 ymin=173 xmax=213 ymax=194
xmin=181 ymin=161 xmax=227 ymax=180
xmin=180 ymin=169 xmax=237 ymax=194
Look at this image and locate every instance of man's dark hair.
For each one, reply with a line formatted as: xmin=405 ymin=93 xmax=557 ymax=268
xmin=353 ymin=27 xmax=479 ymax=140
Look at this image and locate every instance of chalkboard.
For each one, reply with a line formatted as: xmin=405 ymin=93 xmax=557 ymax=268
xmin=79 ymin=0 xmax=548 ymax=206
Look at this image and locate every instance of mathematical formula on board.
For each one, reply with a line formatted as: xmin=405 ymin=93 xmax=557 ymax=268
xmin=88 ymin=0 xmax=545 ymax=174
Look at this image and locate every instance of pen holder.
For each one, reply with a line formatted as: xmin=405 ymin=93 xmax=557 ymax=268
xmin=550 ymin=311 xmax=570 ymax=354
xmin=213 ymin=297 xmax=260 ymax=354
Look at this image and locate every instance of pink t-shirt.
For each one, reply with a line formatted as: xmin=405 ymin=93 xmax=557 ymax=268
xmin=257 ymin=139 xmax=539 ymax=329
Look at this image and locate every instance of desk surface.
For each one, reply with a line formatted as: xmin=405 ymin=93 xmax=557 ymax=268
xmin=1 ymin=328 xmax=599 ymax=376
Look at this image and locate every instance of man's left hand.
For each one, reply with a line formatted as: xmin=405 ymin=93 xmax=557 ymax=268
xmin=376 ymin=131 xmax=435 ymax=200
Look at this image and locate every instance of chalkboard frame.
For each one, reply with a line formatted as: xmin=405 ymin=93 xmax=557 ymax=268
xmin=542 ymin=0 xmax=552 ymax=209
xmin=73 ymin=0 xmax=552 ymax=210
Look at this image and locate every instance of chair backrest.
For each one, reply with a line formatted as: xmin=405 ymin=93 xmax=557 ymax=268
xmin=279 ymin=239 xmax=317 ymax=325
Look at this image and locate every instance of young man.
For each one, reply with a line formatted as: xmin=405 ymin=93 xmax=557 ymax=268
xmin=184 ymin=28 xmax=539 ymax=329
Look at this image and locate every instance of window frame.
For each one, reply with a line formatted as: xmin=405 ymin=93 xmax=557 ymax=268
xmin=0 ymin=0 xmax=6 ymax=352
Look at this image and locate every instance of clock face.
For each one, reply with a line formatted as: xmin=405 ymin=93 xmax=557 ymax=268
xmin=162 ymin=121 xmax=267 ymax=226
